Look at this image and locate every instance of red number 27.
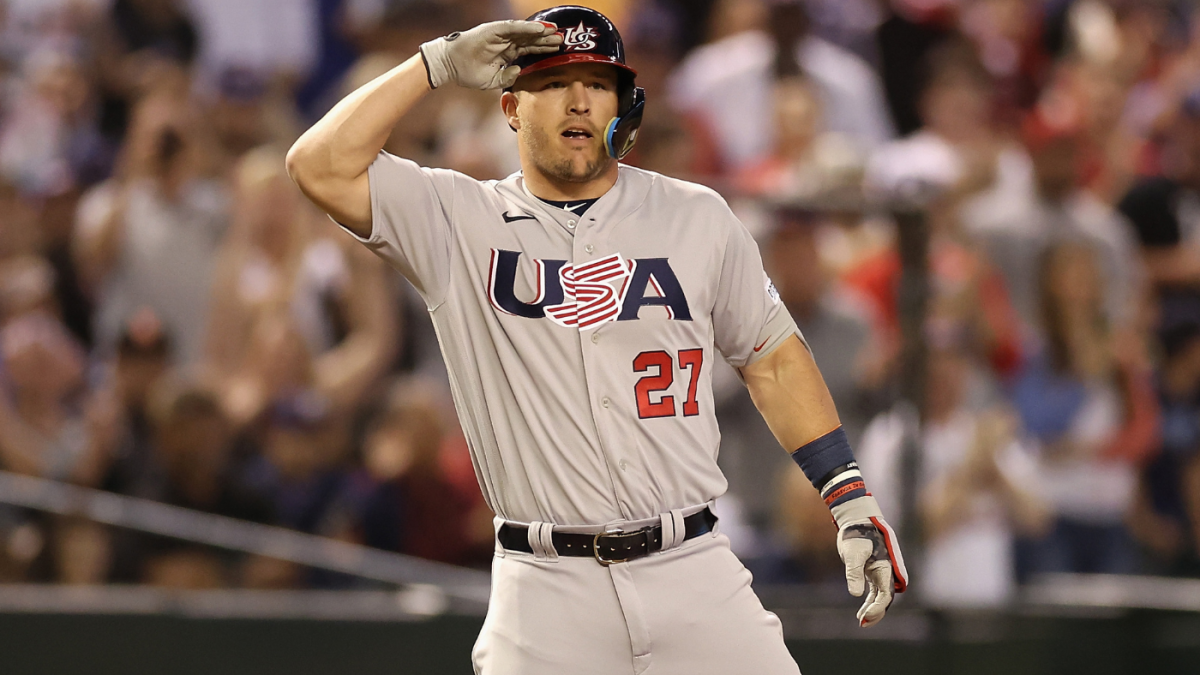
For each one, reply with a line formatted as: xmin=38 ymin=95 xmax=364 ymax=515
xmin=633 ymin=349 xmax=703 ymax=419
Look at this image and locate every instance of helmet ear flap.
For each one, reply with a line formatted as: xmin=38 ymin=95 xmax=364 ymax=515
xmin=605 ymin=86 xmax=644 ymax=160
xmin=617 ymin=71 xmax=636 ymax=115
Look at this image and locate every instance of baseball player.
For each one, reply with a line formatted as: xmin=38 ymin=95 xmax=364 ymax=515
xmin=286 ymin=6 xmax=908 ymax=674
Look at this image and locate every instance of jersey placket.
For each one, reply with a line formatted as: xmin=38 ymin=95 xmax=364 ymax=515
xmin=558 ymin=207 xmax=640 ymax=522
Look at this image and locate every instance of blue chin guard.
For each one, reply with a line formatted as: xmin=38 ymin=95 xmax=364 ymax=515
xmin=604 ymin=86 xmax=645 ymax=160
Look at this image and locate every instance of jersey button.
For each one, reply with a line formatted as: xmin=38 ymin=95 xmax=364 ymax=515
xmin=619 ymin=459 xmax=628 ymax=471
xmin=591 ymin=332 xmax=599 ymax=344
xmin=601 ymin=397 xmax=610 ymax=408
xmin=567 ymin=219 xmax=577 ymax=229
xmin=585 ymin=244 xmax=594 ymax=254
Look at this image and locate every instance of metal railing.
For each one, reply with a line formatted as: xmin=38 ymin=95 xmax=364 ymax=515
xmin=0 ymin=470 xmax=491 ymax=614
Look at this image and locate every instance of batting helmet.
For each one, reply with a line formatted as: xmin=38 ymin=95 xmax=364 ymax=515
xmin=507 ymin=5 xmax=645 ymax=160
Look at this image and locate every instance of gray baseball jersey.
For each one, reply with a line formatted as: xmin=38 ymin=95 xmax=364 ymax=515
xmin=347 ymin=151 xmax=800 ymax=527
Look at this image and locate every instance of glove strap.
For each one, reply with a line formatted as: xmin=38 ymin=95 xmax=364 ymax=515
xmin=419 ymin=34 xmax=459 ymax=90
xmin=829 ymin=493 xmax=883 ymax=529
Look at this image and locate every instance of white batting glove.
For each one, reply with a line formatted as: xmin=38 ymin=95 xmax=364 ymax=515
xmin=419 ymin=20 xmax=563 ymax=90
xmin=831 ymin=495 xmax=909 ymax=628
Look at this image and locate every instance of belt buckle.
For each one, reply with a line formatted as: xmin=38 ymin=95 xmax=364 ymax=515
xmin=593 ymin=528 xmax=648 ymax=566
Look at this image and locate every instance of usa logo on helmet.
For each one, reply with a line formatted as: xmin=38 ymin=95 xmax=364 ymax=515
xmin=562 ymin=22 xmax=598 ymax=52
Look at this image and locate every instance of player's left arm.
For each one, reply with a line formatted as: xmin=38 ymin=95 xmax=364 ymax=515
xmin=706 ymin=194 xmax=907 ymax=625
xmin=740 ymin=336 xmax=909 ymax=627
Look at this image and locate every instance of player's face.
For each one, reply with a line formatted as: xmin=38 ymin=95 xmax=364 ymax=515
xmin=507 ymin=63 xmax=620 ymax=184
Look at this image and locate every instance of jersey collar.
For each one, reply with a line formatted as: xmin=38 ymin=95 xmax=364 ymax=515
xmin=504 ymin=164 xmax=651 ymax=233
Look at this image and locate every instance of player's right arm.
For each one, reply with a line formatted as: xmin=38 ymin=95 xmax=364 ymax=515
xmin=285 ymin=55 xmax=431 ymax=237
xmin=286 ymin=21 xmax=561 ymax=237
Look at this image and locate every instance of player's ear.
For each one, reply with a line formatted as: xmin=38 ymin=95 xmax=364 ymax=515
xmin=501 ymin=91 xmax=520 ymax=132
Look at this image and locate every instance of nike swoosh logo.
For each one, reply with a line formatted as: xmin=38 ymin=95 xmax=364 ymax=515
xmin=563 ymin=203 xmax=584 ymax=212
xmin=753 ymin=336 xmax=772 ymax=352
xmin=502 ymin=212 xmax=537 ymax=223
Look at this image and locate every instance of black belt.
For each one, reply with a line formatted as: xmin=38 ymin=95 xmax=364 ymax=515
xmin=497 ymin=508 xmax=717 ymax=565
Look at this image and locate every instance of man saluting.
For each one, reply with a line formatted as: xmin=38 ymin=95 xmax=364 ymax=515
xmin=286 ymin=6 xmax=907 ymax=674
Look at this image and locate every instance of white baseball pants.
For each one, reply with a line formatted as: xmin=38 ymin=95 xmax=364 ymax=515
xmin=472 ymin=517 xmax=802 ymax=675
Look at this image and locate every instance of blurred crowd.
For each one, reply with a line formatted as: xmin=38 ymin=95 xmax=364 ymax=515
xmin=0 ymin=0 xmax=1199 ymax=608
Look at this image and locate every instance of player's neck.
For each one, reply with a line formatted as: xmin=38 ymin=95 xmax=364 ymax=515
xmin=522 ymin=161 xmax=619 ymax=202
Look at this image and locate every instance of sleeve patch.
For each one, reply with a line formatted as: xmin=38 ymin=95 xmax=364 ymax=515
xmin=765 ymin=274 xmax=781 ymax=305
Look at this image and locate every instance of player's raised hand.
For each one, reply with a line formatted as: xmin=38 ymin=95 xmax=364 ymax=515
xmin=420 ymin=21 xmax=563 ymax=90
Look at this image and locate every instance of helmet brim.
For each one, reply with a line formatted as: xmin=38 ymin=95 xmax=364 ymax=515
xmin=516 ymin=53 xmax=637 ymax=79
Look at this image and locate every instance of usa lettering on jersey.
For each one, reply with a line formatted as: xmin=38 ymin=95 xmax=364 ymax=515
xmin=487 ymin=249 xmax=692 ymax=330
